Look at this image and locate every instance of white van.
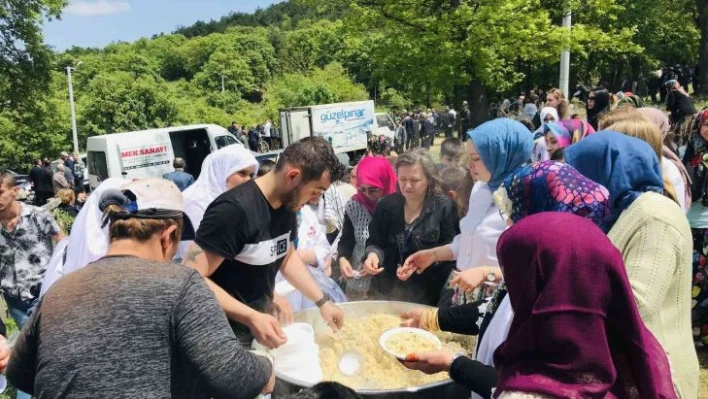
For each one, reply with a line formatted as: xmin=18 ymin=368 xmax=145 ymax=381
xmin=86 ymin=124 xmax=243 ymax=190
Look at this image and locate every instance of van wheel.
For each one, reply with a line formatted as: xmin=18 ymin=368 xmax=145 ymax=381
xmin=259 ymin=141 xmax=270 ymax=153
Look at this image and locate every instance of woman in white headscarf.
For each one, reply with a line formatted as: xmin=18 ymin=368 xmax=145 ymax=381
xmin=41 ymin=178 xmax=129 ymax=297
xmin=531 ymin=107 xmax=560 ymax=162
xmin=176 ymin=145 xmax=259 ymax=262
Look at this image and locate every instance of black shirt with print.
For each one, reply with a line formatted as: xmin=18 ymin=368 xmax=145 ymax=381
xmin=195 ymin=180 xmax=297 ymax=317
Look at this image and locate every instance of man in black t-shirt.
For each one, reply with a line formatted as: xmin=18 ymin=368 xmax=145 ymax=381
xmin=184 ymin=137 xmax=346 ymax=349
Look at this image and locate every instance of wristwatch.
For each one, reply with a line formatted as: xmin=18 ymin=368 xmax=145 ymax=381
xmin=315 ymin=293 xmax=331 ymax=308
xmin=485 ymin=267 xmax=497 ymax=283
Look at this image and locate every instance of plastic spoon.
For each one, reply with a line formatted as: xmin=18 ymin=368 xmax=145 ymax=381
xmin=335 ymin=329 xmax=363 ymax=376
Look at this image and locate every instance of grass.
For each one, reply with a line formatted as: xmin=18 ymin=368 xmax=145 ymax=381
xmin=694 ymin=96 xmax=708 ymax=111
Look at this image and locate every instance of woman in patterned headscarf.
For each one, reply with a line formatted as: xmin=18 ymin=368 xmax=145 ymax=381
xmin=494 ymin=161 xmax=609 ymax=226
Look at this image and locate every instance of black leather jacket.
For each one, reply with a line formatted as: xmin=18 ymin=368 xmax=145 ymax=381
xmin=365 ymin=192 xmax=459 ymax=305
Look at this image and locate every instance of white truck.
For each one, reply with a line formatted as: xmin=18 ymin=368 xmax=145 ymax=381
xmin=279 ymin=100 xmax=395 ymax=165
xmin=85 ymin=124 xmax=243 ymax=190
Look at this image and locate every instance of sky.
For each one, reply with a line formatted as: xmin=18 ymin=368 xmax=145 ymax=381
xmin=43 ymin=0 xmax=283 ymax=51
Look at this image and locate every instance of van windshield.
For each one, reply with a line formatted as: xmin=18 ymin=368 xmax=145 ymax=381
xmin=215 ymin=135 xmax=239 ymax=149
xmin=87 ymin=151 xmax=109 ymax=181
xmin=377 ymin=114 xmax=394 ymax=129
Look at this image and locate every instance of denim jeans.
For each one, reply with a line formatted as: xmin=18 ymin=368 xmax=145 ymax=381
xmin=4 ymin=294 xmax=37 ymax=399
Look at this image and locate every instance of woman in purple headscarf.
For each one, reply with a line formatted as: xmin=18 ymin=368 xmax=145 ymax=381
xmin=493 ymin=213 xmax=677 ymax=398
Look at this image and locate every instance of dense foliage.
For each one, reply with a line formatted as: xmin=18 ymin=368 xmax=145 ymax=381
xmin=0 ymin=0 xmax=705 ymax=170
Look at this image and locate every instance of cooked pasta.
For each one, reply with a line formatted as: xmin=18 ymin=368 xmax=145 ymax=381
xmin=316 ymin=314 xmax=474 ymax=390
xmin=384 ymin=332 xmax=440 ymax=357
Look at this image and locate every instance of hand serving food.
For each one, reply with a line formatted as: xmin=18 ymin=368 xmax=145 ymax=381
xmin=398 ymin=249 xmax=438 ymax=280
xmin=402 ymin=351 xmax=455 ymax=374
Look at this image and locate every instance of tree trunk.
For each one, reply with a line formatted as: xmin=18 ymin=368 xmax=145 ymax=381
xmin=468 ymin=79 xmax=490 ymax=128
xmin=698 ymin=0 xmax=708 ymax=95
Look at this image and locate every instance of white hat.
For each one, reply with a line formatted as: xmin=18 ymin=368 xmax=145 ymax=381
xmin=99 ymin=179 xmax=183 ymax=226
xmin=120 ymin=179 xmax=183 ymax=215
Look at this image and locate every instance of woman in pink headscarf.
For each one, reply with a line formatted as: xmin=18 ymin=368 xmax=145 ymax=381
xmin=543 ymin=122 xmax=572 ymax=160
xmin=559 ymin=118 xmax=595 ymax=143
xmin=337 ymin=156 xmax=397 ymax=300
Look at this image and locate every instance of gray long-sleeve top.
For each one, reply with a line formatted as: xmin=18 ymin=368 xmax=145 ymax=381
xmin=7 ymin=255 xmax=271 ymax=399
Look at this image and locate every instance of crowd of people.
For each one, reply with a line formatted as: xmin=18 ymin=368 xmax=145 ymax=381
xmin=391 ymin=102 xmax=473 ymax=153
xmin=229 ymin=120 xmax=281 ymax=152
xmin=0 ymin=81 xmax=706 ymax=398
xmin=27 ymin=152 xmax=86 ymax=206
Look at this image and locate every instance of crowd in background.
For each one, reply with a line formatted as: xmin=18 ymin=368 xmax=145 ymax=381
xmin=390 ymin=102 xmax=473 ymax=153
xmin=229 ymin=119 xmax=281 ymax=152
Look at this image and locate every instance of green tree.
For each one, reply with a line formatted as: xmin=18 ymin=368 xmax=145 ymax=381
xmin=698 ymin=0 xmax=708 ymax=95
xmin=279 ymin=20 xmax=345 ymax=73
xmin=79 ymin=72 xmax=178 ymax=135
xmin=310 ymin=0 xmax=570 ymax=123
xmin=263 ymin=62 xmax=369 ymax=120
xmin=0 ymin=0 xmax=67 ymax=109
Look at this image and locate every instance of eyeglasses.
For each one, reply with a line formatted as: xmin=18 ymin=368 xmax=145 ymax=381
xmin=587 ymin=97 xmax=596 ymax=101
xmin=358 ymin=187 xmax=382 ymax=195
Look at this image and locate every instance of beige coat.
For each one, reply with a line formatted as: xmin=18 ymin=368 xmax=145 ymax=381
xmin=608 ymin=192 xmax=699 ymax=398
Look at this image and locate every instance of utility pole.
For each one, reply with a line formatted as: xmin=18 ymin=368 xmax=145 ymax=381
xmin=221 ymin=74 xmax=225 ymax=94
xmin=67 ymin=62 xmax=82 ymax=154
xmin=559 ymin=6 xmax=572 ymax=96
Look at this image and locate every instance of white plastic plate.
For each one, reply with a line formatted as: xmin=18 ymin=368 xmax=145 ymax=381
xmin=379 ymin=327 xmax=443 ymax=360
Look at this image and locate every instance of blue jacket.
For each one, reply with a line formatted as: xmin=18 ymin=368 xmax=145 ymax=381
xmin=162 ymin=170 xmax=195 ymax=192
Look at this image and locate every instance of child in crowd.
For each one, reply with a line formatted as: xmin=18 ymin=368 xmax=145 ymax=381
xmin=437 ymin=137 xmax=464 ymax=170
xmin=257 ymin=159 xmax=276 ymax=177
xmin=440 ymin=166 xmax=475 ymax=218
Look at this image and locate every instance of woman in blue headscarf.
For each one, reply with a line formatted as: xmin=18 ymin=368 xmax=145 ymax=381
xmin=565 ymin=131 xmax=699 ymax=398
xmin=400 ymin=118 xmax=533 ymax=305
